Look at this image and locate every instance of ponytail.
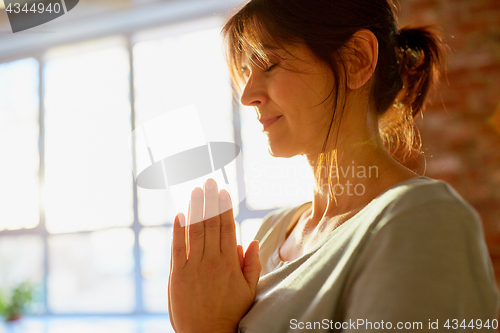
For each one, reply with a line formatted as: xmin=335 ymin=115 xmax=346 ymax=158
xmin=378 ymin=25 xmax=447 ymax=162
xmin=395 ymin=26 xmax=444 ymax=118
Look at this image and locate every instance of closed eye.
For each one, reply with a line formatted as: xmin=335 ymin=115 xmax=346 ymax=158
xmin=265 ymin=63 xmax=278 ymax=72
xmin=241 ymin=65 xmax=250 ymax=79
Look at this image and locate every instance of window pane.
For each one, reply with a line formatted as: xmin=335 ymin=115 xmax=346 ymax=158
xmin=0 ymin=235 xmax=44 ymax=314
xmin=240 ymin=218 xmax=263 ymax=251
xmin=240 ymin=105 xmax=313 ymax=210
xmin=48 ymin=228 xmax=135 ymax=313
xmin=46 ymin=319 xmax=137 ymax=333
xmin=140 ymin=227 xmax=171 ymax=313
xmin=235 ymin=221 xmax=241 ymax=247
xmin=0 ymin=58 xmax=40 ymax=231
xmin=133 ymin=26 xmax=237 ymax=226
xmin=44 ymin=39 xmax=134 ymax=234
xmin=141 ymin=320 xmax=175 ymax=333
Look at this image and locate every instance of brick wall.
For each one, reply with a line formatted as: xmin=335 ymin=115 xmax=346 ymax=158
xmin=398 ymin=0 xmax=500 ymax=295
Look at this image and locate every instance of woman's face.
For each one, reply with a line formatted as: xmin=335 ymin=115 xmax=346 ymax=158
xmin=239 ymin=43 xmax=338 ymax=157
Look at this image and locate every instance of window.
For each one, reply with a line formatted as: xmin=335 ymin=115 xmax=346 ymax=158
xmin=0 ymin=58 xmax=45 ymax=313
xmin=0 ymin=58 xmax=40 ymax=232
xmin=0 ymin=16 xmax=312 ymax=317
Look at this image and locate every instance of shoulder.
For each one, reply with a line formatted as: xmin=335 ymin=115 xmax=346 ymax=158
xmin=356 ymin=177 xmax=495 ymax=287
xmin=372 ymin=176 xmax=482 ymax=236
xmin=361 ymin=176 xmax=488 ymax=260
xmin=344 ymin=177 xmax=500 ymax=318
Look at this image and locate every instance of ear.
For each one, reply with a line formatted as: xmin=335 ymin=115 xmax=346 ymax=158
xmin=343 ymin=29 xmax=378 ymax=90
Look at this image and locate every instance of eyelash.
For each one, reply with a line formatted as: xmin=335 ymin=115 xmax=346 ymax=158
xmin=240 ymin=62 xmax=278 ymax=79
xmin=265 ymin=63 xmax=278 ymax=72
xmin=241 ymin=66 xmax=249 ymax=78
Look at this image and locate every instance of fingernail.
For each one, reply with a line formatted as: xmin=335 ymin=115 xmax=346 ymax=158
xmin=220 ymin=190 xmax=231 ymax=212
xmin=205 ymin=178 xmax=216 ymax=190
xmin=192 ymin=187 xmax=203 ymax=198
xmin=178 ymin=213 xmax=186 ymax=227
xmin=220 ymin=189 xmax=229 ymax=201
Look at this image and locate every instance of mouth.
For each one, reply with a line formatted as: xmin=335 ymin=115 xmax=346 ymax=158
xmin=259 ymin=115 xmax=282 ymax=131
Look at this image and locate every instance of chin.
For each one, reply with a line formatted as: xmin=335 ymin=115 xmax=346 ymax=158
xmin=266 ymin=141 xmax=297 ymax=158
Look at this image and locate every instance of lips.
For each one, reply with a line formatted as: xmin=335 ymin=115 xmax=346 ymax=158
xmin=259 ymin=115 xmax=282 ymax=131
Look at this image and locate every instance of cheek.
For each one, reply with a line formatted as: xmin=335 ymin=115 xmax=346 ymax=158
xmin=268 ymin=73 xmax=298 ymax=102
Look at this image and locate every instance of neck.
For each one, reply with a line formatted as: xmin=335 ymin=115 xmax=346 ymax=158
xmin=303 ymin=133 xmax=417 ymax=228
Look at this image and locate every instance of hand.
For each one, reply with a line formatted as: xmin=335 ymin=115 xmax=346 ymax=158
xmin=168 ymin=178 xmax=261 ymax=333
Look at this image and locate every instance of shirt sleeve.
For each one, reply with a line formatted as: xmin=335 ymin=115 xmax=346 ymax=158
xmin=341 ymin=198 xmax=500 ymax=331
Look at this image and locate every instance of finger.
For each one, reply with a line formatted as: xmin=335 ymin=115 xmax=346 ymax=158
xmin=219 ymin=189 xmax=238 ymax=255
xmin=237 ymin=244 xmax=244 ymax=270
xmin=168 ymin=276 xmax=176 ymax=330
xmin=187 ymin=187 xmax=205 ymax=262
xmin=168 ymin=255 xmax=177 ymax=331
xmin=186 ymin=201 xmax=190 ymax=257
xmin=243 ymin=240 xmax=261 ymax=294
xmin=171 ymin=213 xmax=187 ymax=269
xmin=203 ymin=178 xmax=221 ymax=258
xmin=168 ymin=218 xmax=180 ymax=332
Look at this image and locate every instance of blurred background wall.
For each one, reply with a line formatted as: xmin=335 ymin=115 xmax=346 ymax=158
xmin=397 ymin=0 xmax=500 ymax=292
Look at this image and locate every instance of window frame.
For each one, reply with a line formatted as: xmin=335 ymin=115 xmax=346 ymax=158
xmin=0 ymin=14 xmax=277 ymax=316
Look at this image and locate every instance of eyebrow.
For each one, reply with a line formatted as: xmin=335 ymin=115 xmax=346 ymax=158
xmin=248 ymin=46 xmax=285 ymax=60
xmin=240 ymin=45 xmax=288 ymax=68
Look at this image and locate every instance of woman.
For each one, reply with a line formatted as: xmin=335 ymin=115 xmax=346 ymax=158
xmin=168 ymin=0 xmax=500 ymax=332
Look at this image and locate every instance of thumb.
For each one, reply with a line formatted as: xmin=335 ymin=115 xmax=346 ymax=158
xmin=243 ymin=240 xmax=261 ymax=293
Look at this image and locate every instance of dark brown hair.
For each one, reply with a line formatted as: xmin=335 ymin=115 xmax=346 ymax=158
xmin=222 ymin=0 xmax=446 ymax=193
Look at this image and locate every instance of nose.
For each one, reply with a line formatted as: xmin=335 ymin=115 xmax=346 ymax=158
xmin=239 ymin=75 xmax=266 ymax=107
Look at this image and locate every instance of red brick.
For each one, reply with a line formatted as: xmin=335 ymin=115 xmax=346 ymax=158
xmin=397 ymin=0 xmax=500 ymax=283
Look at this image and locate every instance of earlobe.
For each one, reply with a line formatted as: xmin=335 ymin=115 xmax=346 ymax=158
xmin=345 ymin=29 xmax=379 ymax=90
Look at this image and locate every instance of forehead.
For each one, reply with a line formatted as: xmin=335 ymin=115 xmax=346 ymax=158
xmin=240 ymin=43 xmax=304 ymax=64
xmin=240 ymin=42 xmax=314 ymax=67
xmin=240 ymin=44 xmax=280 ymax=61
